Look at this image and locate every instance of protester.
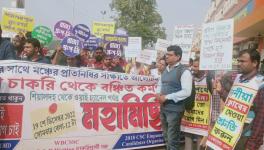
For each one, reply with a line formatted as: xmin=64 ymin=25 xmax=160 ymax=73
xmin=184 ymin=57 xmax=214 ymax=150
xmin=128 ymin=61 xmax=147 ymax=75
xmin=0 ymin=24 xmax=16 ymax=60
xmin=214 ymin=49 xmax=264 ymax=150
xmin=92 ymin=46 xmax=105 ymax=70
xmin=11 ymin=34 xmax=26 ymax=58
xmin=157 ymin=45 xmax=193 ymax=150
xmin=66 ymin=55 xmax=81 ymax=67
xmin=151 ymin=58 xmax=166 ymax=78
xmin=22 ymin=38 xmax=51 ymax=64
xmin=111 ymin=56 xmax=124 ymax=73
xmin=51 ymin=45 xmax=67 ymax=66
xmin=102 ymin=55 xmax=112 ymax=71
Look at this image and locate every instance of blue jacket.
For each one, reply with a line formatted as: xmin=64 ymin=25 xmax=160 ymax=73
xmin=0 ymin=38 xmax=16 ymax=60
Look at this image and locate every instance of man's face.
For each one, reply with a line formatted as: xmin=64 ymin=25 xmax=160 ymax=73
xmin=112 ymin=57 xmax=119 ymax=66
xmin=238 ymin=53 xmax=257 ymax=75
xmin=165 ymin=51 xmax=180 ymax=65
xmin=157 ymin=59 xmax=166 ymax=72
xmin=12 ymin=37 xmax=22 ymax=48
xmin=94 ymin=50 xmax=104 ymax=61
xmin=191 ymin=61 xmax=200 ymax=76
xmin=67 ymin=57 xmax=78 ymax=67
xmin=23 ymin=42 xmax=37 ymax=58
xmin=104 ymin=57 xmax=112 ymax=67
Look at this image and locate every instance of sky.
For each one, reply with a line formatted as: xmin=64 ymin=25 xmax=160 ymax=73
xmin=0 ymin=0 xmax=211 ymax=40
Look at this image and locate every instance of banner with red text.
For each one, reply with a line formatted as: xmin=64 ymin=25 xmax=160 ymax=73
xmin=0 ymin=60 xmax=164 ymax=150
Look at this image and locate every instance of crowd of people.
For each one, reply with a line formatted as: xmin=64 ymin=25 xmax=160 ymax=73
xmin=0 ymin=24 xmax=168 ymax=77
xmin=156 ymin=45 xmax=264 ymax=150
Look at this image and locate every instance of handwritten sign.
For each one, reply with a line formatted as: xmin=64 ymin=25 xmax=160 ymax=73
xmin=136 ymin=49 xmax=156 ymax=65
xmin=172 ymin=25 xmax=194 ymax=64
xmin=124 ymin=37 xmax=142 ymax=58
xmin=200 ymin=19 xmax=234 ymax=70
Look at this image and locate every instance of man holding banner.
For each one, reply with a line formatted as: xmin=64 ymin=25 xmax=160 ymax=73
xmin=235 ymin=49 xmax=264 ymax=150
xmin=206 ymin=49 xmax=264 ymax=150
xmin=183 ymin=57 xmax=213 ymax=150
xmin=157 ymin=45 xmax=193 ymax=150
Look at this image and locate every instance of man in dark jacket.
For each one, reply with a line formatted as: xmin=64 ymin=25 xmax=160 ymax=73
xmin=0 ymin=25 xmax=16 ymax=60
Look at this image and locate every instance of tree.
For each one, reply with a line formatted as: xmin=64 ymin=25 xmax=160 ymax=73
xmin=110 ymin=0 xmax=166 ymax=48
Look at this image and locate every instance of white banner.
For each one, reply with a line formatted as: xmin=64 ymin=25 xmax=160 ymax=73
xmin=0 ymin=60 xmax=164 ymax=150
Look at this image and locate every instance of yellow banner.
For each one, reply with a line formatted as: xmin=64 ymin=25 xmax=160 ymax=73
xmin=92 ymin=21 xmax=115 ymax=38
xmin=1 ymin=10 xmax=34 ymax=33
xmin=207 ymin=81 xmax=259 ymax=150
xmin=181 ymin=85 xmax=211 ymax=136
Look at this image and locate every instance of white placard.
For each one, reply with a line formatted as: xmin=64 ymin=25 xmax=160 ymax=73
xmin=155 ymin=38 xmax=171 ymax=52
xmin=136 ymin=49 xmax=156 ymax=65
xmin=200 ymin=19 xmax=234 ymax=70
xmin=124 ymin=37 xmax=142 ymax=58
xmin=172 ymin=25 xmax=195 ymax=64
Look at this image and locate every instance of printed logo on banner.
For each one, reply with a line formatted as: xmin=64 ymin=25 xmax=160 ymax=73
xmin=54 ymin=20 xmax=73 ymax=39
xmin=73 ymin=24 xmax=90 ymax=42
xmin=0 ymin=140 xmax=19 ymax=150
xmin=113 ymin=131 xmax=164 ymax=149
xmin=32 ymin=26 xmax=53 ymax=45
xmin=83 ymin=35 xmax=99 ymax=51
xmin=0 ymin=105 xmax=23 ymax=139
xmin=61 ymin=36 xmax=83 ymax=57
xmin=105 ymin=41 xmax=124 ymax=58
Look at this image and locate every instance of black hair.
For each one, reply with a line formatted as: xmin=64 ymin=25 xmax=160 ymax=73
xmin=25 ymin=38 xmax=41 ymax=49
xmin=239 ymin=49 xmax=260 ymax=68
xmin=167 ymin=45 xmax=182 ymax=60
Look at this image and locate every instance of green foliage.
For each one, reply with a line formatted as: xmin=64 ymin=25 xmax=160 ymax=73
xmin=110 ymin=0 xmax=166 ymax=48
